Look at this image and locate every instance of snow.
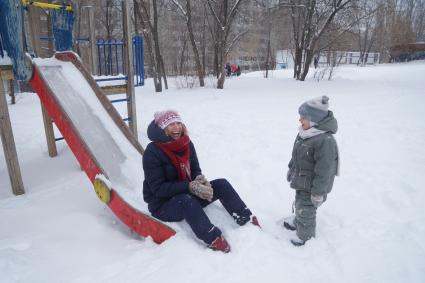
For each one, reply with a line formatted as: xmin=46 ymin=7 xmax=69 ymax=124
xmin=1 ymin=61 xmax=425 ymax=282
xmin=0 ymin=50 xmax=12 ymax=66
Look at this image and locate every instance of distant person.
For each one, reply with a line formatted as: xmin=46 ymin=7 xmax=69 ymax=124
xmin=314 ymin=56 xmax=319 ymax=69
xmin=284 ymin=96 xmax=339 ymax=246
xmin=230 ymin=64 xmax=238 ymax=76
xmin=236 ymin=65 xmax=241 ymax=76
xmin=143 ymin=110 xmax=260 ymax=253
xmin=225 ymin=63 xmax=231 ymax=77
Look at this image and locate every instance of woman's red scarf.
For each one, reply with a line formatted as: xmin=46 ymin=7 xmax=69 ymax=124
xmin=155 ymin=135 xmax=192 ymax=181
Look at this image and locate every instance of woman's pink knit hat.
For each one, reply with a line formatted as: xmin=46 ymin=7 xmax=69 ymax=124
xmin=154 ymin=110 xmax=182 ymax=129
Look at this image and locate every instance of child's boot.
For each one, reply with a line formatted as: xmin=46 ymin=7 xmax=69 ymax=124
xmin=290 ymin=235 xmax=306 ymax=246
xmin=283 ymin=215 xmax=296 ymax=231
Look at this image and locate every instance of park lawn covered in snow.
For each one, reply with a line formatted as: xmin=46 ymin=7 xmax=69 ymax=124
xmin=1 ymin=61 xmax=425 ymax=283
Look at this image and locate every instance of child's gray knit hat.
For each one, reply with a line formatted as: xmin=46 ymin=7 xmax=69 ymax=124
xmin=298 ymin=96 xmax=329 ymax=123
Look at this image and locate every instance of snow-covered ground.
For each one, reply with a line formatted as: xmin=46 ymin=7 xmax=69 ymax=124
xmin=1 ymin=62 xmax=425 ymax=283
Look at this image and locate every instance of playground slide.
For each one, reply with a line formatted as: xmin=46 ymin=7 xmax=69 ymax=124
xmin=29 ymin=52 xmax=175 ymax=243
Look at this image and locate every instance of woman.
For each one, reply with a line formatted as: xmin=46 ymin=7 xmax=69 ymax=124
xmin=143 ymin=110 xmax=259 ymax=253
xmin=284 ymin=96 xmax=339 ymax=246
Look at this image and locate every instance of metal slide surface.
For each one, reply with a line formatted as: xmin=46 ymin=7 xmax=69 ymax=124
xmin=30 ymin=53 xmax=175 ymax=243
xmin=35 ymin=59 xmax=133 ymax=187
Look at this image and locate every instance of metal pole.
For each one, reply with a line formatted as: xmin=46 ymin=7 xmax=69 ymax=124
xmin=122 ymin=0 xmax=138 ymax=139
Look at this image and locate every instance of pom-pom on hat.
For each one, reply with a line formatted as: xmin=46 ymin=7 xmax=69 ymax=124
xmin=298 ymin=96 xmax=330 ymax=123
xmin=154 ymin=110 xmax=182 ymax=130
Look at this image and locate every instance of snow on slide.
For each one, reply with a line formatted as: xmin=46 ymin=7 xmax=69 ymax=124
xmin=33 ymin=57 xmax=140 ymax=195
xmin=34 ymin=58 xmax=145 ymax=204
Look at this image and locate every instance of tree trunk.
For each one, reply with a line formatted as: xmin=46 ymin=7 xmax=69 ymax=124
xmin=160 ymin=55 xmax=168 ymax=89
xmin=213 ymin=42 xmax=219 ymax=77
xmin=186 ymin=0 xmax=205 ymax=86
xmin=300 ymin=48 xmax=314 ymax=81
xmin=201 ymin=12 xmax=207 ymax=77
xmin=217 ymin=66 xmax=226 ymax=89
xmin=265 ymin=0 xmax=272 ymax=78
xmin=293 ymin=46 xmax=302 ymax=79
xmin=179 ymin=36 xmax=188 ymax=75
xmin=75 ymin=0 xmax=82 ymax=55
xmin=134 ymin=0 xmax=165 ymax=92
xmin=206 ymin=0 xmax=244 ymax=89
xmin=289 ymin=0 xmax=353 ymax=81
xmin=133 ymin=0 xmax=139 ymax=35
xmin=152 ymin=0 xmax=163 ymax=92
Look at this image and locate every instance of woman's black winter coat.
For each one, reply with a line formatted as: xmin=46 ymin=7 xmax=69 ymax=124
xmin=142 ymin=121 xmax=202 ymax=212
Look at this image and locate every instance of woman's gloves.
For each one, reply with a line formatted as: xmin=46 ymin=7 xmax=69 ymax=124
xmin=195 ymin=174 xmax=211 ymax=187
xmin=189 ymin=175 xmax=213 ymax=201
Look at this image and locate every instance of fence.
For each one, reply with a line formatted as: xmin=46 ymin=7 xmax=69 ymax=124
xmin=96 ymin=35 xmax=144 ymax=86
xmin=276 ymin=49 xmax=380 ymax=69
xmin=316 ymin=51 xmax=380 ymax=66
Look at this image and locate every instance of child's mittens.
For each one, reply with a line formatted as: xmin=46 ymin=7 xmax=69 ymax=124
xmin=311 ymin=194 xmax=324 ymax=208
xmin=286 ymin=169 xmax=294 ymax=182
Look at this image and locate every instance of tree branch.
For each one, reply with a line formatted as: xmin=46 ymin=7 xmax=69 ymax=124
xmin=225 ymin=29 xmax=249 ymax=55
xmin=206 ymin=0 xmax=223 ymax=29
xmin=170 ymin=0 xmax=188 ymax=22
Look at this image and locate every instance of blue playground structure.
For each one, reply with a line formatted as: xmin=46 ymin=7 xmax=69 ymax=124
xmin=0 ymin=0 xmax=35 ymax=81
xmin=96 ymin=35 xmax=144 ymax=86
xmin=1 ymin=0 xmax=142 ymax=143
xmin=1 ymin=0 xmax=144 ymax=87
xmin=38 ymin=35 xmax=145 ymax=87
xmin=50 ymin=6 xmax=75 ymax=52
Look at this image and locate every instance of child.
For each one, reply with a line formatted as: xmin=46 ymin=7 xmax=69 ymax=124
xmin=284 ymin=96 xmax=339 ymax=246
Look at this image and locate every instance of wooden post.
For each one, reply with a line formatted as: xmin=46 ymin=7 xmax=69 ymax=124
xmin=9 ymin=80 xmax=15 ymax=105
xmin=27 ymin=5 xmax=58 ymax=157
xmin=27 ymin=6 xmax=42 ymax=56
xmin=87 ymin=6 xmax=97 ymax=75
xmin=0 ymin=72 xmax=25 ymax=195
xmin=122 ymin=0 xmax=138 ymax=140
xmin=46 ymin=10 xmax=54 ymax=57
xmin=40 ymin=105 xmax=58 ymax=157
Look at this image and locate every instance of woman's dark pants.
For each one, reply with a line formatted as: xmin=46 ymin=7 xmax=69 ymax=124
xmin=152 ymin=178 xmax=252 ymax=245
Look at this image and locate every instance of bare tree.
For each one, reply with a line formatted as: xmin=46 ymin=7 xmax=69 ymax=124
xmin=205 ymin=0 xmax=246 ymax=89
xmin=251 ymin=0 xmax=274 ymax=78
xmin=170 ymin=0 xmax=206 ymax=86
xmin=413 ymin=0 xmax=425 ymax=41
xmin=177 ymin=32 xmax=188 ymax=75
xmin=372 ymin=0 xmax=423 ymax=62
xmin=96 ymin=0 xmax=122 ymax=40
xmin=134 ymin=0 xmax=168 ymax=92
xmin=264 ymin=0 xmax=273 ymax=78
xmin=352 ymin=1 xmax=381 ymax=65
xmin=288 ymin=0 xmax=355 ymax=81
